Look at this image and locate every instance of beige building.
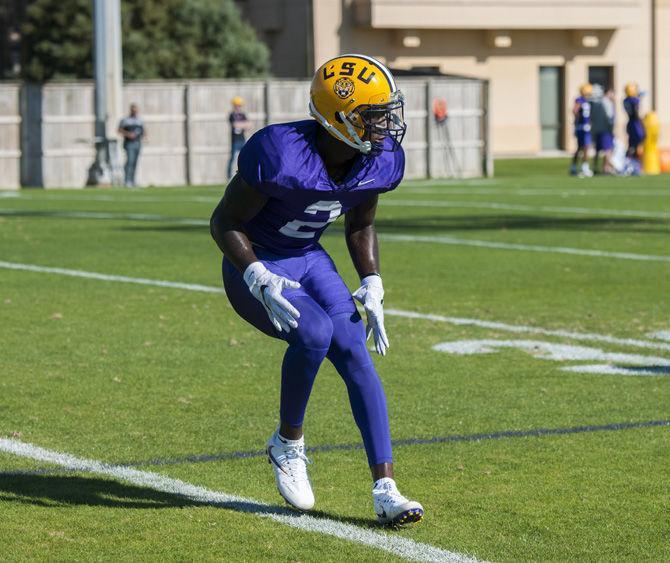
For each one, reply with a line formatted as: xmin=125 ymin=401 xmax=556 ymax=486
xmin=236 ymin=0 xmax=670 ymax=155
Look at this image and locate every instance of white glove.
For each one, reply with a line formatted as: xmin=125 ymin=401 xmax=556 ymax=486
xmin=243 ymin=262 xmax=301 ymax=333
xmin=352 ymin=274 xmax=389 ymax=356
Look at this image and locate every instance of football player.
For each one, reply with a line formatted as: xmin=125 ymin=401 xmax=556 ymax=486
xmin=210 ymin=54 xmax=424 ymax=526
xmin=590 ymin=86 xmax=615 ymax=175
xmin=570 ymin=84 xmax=594 ymax=177
xmin=623 ymin=82 xmax=645 ymax=159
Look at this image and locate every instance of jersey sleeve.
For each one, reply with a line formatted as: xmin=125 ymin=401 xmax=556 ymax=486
xmin=236 ymin=128 xmax=287 ymax=197
xmin=381 ymin=145 xmax=405 ymax=193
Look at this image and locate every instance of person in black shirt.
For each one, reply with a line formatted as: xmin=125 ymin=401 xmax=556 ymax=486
xmin=227 ymin=97 xmax=250 ymax=180
xmin=117 ymin=103 xmax=146 ymax=187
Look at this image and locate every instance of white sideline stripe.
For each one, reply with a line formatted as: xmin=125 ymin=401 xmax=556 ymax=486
xmin=382 ymin=199 xmax=670 ymax=220
xmin=401 ymin=187 xmax=670 ymax=197
xmin=0 ymin=208 xmax=208 ymax=225
xmin=385 ymin=309 xmax=670 ymax=353
xmin=0 ymin=439 xmax=479 ymax=563
xmin=377 ymin=233 xmax=670 ymax=263
xmin=2 ymin=259 xmax=670 ymax=353
xmin=648 ymin=330 xmax=670 ymax=342
xmin=63 ymin=192 xmax=641 ymax=220
xmin=2 ymin=208 xmax=668 ymax=263
xmin=0 ymin=261 xmax=224 ymax=294
xmin=10 ymin=194 xmax=219 ymax=204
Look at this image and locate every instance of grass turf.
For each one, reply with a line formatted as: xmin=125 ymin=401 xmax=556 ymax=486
xmin=1 ymin=159 xmax=669 ymax=561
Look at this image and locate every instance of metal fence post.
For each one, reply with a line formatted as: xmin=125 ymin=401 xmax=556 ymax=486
xmin=264 ymin=80 xmax=271 ymax=126
xmin=425 ymin=79 xmax=434 ymax=179
xmin=184 ymin=82 xmax=192 ymax=185
xmin=482 ymin=79 xmax=493 ymax=177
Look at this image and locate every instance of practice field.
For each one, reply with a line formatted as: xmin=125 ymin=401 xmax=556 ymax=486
xmin=1 ymin=159 xmax=669 ymax=561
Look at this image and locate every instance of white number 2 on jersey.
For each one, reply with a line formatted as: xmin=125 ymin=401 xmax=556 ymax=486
xmin=279 ymin=200 xmax=343 ymax=239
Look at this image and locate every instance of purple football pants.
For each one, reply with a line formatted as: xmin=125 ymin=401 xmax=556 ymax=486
xmin=222 ymin=247 xmax=393 ymax=466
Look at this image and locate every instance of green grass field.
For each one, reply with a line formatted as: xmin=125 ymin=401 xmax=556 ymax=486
xmin=1 ymin=159 xmax=669 ymax=561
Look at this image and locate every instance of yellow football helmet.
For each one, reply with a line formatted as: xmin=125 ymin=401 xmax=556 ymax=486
xmin=625 ymin=82 xmax=638 ymax=97
xmin=580 ymin=83 xmax=593 ymax=97
xmin=309 ymin=54 xmax=406 ymax=154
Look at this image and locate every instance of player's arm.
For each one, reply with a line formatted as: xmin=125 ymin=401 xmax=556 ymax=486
xmin=345 ymin=195 xmax=389 ymax=355
xmin=209 ymin=174 xmax=268 ymax=272
xmin=210 ymin=174 xmax=300 ymax=332
xmin=345 ymin=194 xmax=380 ymax=276
xmin=210 ymin=173 xmax=268 ymax=271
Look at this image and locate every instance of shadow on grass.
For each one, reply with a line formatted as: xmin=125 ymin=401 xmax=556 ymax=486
xmin=0 ymin=474 xmax=380 ymax=528
xmin=3 ymin=209 xmax=667 ymax=235
xmin=0 ymin=475 xmax=194 ymax=509
xmin=120 ymin=216 xmax=669 ymax=236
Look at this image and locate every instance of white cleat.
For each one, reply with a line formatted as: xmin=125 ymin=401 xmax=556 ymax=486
xmin=266 ymin=430 xmax=315 ymax=511
xmin=373 ymin=478 xmax=424 ymax=526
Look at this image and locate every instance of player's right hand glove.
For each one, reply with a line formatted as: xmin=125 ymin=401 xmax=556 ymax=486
xmin=243 ymin=261 xmax=301 ymax=333
xmin=352 ymin=274 xmax=389 ymax=356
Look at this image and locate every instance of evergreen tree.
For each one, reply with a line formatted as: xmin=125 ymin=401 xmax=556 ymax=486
xmin=21 ymin=0 xmax=93 ymax=81
xmin=20 ymin=0 xmax=269 ymax=81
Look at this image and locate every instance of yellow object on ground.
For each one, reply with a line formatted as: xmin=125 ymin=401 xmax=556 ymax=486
xmin=642 ymin=112 xmax=660 ymax=175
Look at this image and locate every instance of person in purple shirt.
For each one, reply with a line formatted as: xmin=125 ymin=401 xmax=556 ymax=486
xmin=210 ymin=54 xmax=423 ymax=526
xmin=227 ymin=96 xmax=250 ymax=180
xmin=570 ymin=84 xmax=594 ymax=177
xmin=623 ymin=83 xmax=645 ymax=159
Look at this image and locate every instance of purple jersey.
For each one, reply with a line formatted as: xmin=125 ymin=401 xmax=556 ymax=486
xmin=237 ymin=120 xmax=404 ymax=255
xmin=623 ymin=96 xmax=641 ymax=121
xmin=574 ymin=96 xmax=591 ymax=132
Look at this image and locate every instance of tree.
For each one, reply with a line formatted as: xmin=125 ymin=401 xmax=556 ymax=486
xmin=21 ymin=0 xmax=93 ymax=82
xmin=20 ymin=0 xmax=269 ymax=81
xmin=122 ymin=0 xmax=269 ymax=79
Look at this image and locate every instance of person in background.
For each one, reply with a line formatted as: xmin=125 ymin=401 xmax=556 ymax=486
xmin=590 ymin=86 xmax=615 ymax=175
xmin=623 ymin=83 xmax=645 ymax=159
xmin=227 ymin=96 xmax=250 ymax=180
xmin=118 ymin=103 xmax=146 ymax=187
xmin=570 ymin=84 xmax=593 ymax=177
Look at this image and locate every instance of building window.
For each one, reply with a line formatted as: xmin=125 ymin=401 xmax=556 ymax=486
xmin=588 ymin=66 xmax=614 ymax=91
xmin=539 ymin=66 xmax=564 ymax=151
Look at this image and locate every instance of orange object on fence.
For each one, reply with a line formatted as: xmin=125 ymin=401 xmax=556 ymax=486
xmin=433 ymin=98 xmax=448 ymax=123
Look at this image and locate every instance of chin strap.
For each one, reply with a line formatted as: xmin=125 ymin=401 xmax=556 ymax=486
xmin=308 ymin=101 xmax=372 ymax=154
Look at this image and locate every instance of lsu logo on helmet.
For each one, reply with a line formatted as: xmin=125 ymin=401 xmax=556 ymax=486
xmin=333 ymin=77 xmax=355 ymax=99
xmin=309 ymin=54 xmax=406 ymax=154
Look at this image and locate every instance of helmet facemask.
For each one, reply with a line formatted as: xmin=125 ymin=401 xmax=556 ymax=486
xmin=340 ymin=91 xmax=406 ymax=154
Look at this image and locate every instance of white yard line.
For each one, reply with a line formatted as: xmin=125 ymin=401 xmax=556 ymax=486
xmin=2 ymin=260 xmax=670 ymax=352
xmin=0 ymin=438 xmax=479 ymax=563
xmin=381 ymin=199 xmax=670 ymax=220
xmin=7 ymin=195 xmax=219 ymax=204
xmin=385 ymin=309 xmax=670 ymax=352
xmin=0 ymin=261 xmax=223 ymax=294
xmin=8 ymin=190 xmax=670 ymax=203
xmin=376 ymin=233 xmax=670 ymax=263
xmin=0 ymin=208 xmax=208 ymax=225
xmin=2 ymin=208 xmax=668 ymax=263
xmin=400 ymin=188 xmax=670 ymax=197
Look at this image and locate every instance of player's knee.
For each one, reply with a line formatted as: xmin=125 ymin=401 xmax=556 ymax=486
xmin=328 ymin=312 xmax=372 ymax=371
xmin=291 ymin=307 xmax=333 ymax=351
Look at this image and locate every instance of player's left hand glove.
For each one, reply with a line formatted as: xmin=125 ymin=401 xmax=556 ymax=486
xmin=352 ymin=274 xmax=389 ymax=356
